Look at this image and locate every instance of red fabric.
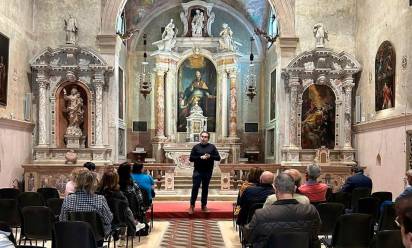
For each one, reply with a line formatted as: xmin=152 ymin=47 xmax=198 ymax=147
xmin=153 ymin=201 xmax=233 ymax=219
xmin=298 ymin=182 xmax=328 ymax=202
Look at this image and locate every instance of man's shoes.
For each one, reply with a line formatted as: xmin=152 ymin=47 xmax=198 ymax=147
xmin=188 ymin=206 xmax=195 ymax=215
xmin=201 ymin=206 xmax=210 ymax=212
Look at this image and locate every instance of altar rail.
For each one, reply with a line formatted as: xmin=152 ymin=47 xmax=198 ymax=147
xmin=219 ymin=163 xmax=352 ymax=192
xmin=22 ymin=163 xmax=175 ymax=195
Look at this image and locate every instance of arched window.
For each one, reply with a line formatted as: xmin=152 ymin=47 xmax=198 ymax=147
xmin=266 ymin=10 xmax=279 ymax=48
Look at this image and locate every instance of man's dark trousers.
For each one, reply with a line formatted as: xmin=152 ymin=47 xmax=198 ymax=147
xmin=190 ymin=169 xmax=213 ymax=207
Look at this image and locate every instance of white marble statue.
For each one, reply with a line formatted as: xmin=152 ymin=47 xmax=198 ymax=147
xmin=313 ymin=23 xmax=328 ymax=48
xmin=161 ymin=19 xmax=177 ymax=51
xmin=64 ymin=15 xmax=78 ymax=45
xmin=191 ymin=9 xmax=204 ymax=37
xmin=219 ymin=23 xmax=234 ymax=51
xmin=63 ymin=87 xmax=84 ymax=136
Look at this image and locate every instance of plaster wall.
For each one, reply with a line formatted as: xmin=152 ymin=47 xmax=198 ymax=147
xmin=354 ymin=0 xmax=412 ymax=197
xmin=294 ymin=0 xmax=356 ymax=55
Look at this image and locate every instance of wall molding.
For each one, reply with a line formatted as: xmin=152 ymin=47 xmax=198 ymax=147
xmin=353 ymin=114 xmax=412 ymax=133
xmin=0 ymin=118 xmax=35 ymax=132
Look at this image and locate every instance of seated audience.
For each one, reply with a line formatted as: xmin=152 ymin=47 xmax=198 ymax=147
xmin=397 ymin=169 xmax=412 ymax=201
xmin=264 ymin=168 xmax=310 ymax=207
xmin=96 ymin=167 xmax=146 ymax=235
xmin=84 ymin=161 xmax=96 ymax=171
xmin=244 ymin=173 xmax=321 ymax=248
xmin=131 ymin=163 xmax=155 ymax=204
xmin=236 ymin=171 xmax=275 ymax=225
xmin=60 ymin=168 xmax=113 ymax=237
xmin=340 ymin=165 xmax=372 ymax=193
xmin=65 ymin=167 xmax=82 ymax=196
xmin=118 ymin=162 xmax=147 ymax=223
xmin=395 ymin=193 xmax=412 ymax=248
xmin=298 ymin=164 xmax=328 ymax=203
xmin=234 ymin=167 xmax=264 ymax=216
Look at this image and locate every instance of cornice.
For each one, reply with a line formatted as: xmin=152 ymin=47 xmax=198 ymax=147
xmin=0 ymin=118 xmax=35 ymax=132
xmin=353 ymin=114 xmax=412 ymax=133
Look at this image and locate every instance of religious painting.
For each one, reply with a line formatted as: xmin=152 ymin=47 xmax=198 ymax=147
xmin=177 ymin=56 xmax=217 ymax=132
xmin=118 ymin=68 xmax=124 ymax=120
xmin=266 ymin=128 xmax=274 ymax=156
xmin=301 ymin=84 xmax=336 ymax=149
xmin=270 ymin=69 xmax=276 ymax=120
xmin=0 ymin=33 xmax=9 ymax=106
xmin=375 ymin=41 xmax=396 ymax=111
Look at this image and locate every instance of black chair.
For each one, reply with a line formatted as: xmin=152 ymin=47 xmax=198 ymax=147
xmin=266 ymin=231 xmax=310 ymax=248
xmin=357 ymin=197 xmax=379 ymax=222
xmin=20 ymin=206 xmax=55 ymax=247
xmin=375 ymin=230 xmax=404 ymax=248
xmin=240 ymin=202 xmax=264 ymax=246
xmin=37 ymin=187 xmax=60 ymax=203
xmin=47 ymin=198 xmax=64 ymax=218
xmin=316 ymin=202 xmax=345 ymax=237
xmin=372 ymin=191 xmax=393 ymax=206
xmin=377 ymin=202 xmax=399 ymax=231
xmin=350 ymin=187 xmax=372 ymax=211
xmin=0 ymin=199 xmax=21 ymax=240
xmin=68 ymin=211 xmax=116 ymax=247
xmin=330 ymin=191 xmax=351 ymax=209
xmin=17 ymin=192 xmax=45 ymax=211
xmin=0 ymin=188 xmax=20 ymax=199
xmin=107 ymin=198 xmax=133 ymax=247
xmin=325 ymin=213 xmax=374 ymax=248
xmin=139 ymin=187 xmax=153 ymax=231
xmin=54 ymin=221 xmax=97 ymax=248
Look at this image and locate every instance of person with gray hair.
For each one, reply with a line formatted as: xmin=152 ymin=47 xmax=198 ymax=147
xmin=244 ymin=173 xmax=321 ymax=248
xmin=397 ymin=169 xmax=412 ymax=201
xmin=299 ymin=164 xmax=328 ymax=203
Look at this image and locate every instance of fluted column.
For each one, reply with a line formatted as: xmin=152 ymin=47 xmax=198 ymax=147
xmin=343 ymin=75 xmax=355 ymax=149
xmin=154 ymin=68 xmax=166 ymax=139
xmin=93 ymin=72 xmax=104 ymax=147
xmin=288 ymin=77 xmax=300 ymax=148
xmin=228 ymin=68 xmax=238 ymax=138
xmin=37 ymin=72 xmax=49 ymax=147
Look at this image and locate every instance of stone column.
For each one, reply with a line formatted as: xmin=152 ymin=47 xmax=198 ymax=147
xmin=93 ymin=72 xmax=105 ymax=147
xmin=165 ymin=61 xmax=177 ymax=141
xmin=37 ymin=72 xmax=49 ymax=147
xmin=288 ymin=77 xmax=300 ymax=148
xmin=154 ymin=68 xmax=166 ymax=139
xmin=228 ymin=68 xmax=238 ymax=138
xmin=343 ymin=75 xmax=355 ymax=149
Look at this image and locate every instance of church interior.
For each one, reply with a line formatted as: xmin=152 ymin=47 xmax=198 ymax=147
xmin=1 ymin=0 xmax=412 ymax=247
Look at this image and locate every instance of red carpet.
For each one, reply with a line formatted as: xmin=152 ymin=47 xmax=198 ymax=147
xmin=152 ymin=201 xmax=233 ymax=219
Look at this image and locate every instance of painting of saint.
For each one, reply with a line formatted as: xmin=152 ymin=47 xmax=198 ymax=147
xmin=270 ymin=70 xmax=276 ymax=120
xmin=0 ymin=33 xmax=9 ymax=106
xmin=375 ymin=41 xmax=396 ymax=111
xmin=301 ymin=84 xmax=336 ymax=149
xmin=177 ymin=56 xmax=216 ymax=132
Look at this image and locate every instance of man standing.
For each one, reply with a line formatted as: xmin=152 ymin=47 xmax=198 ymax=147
xmin=188 ymin=131 xmax=220 ymax=214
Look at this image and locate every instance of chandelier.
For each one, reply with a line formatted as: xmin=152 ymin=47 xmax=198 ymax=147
xmin=245 ymin=37 xmax=257 ymax=101
xmin=139 ymin=34 xmax=151 ymax=98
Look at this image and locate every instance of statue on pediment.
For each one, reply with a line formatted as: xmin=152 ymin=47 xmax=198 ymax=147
xmin=64 ymin=15 xmax=78 ymax=45
xmin=313 ymin=23 xmax=328 ymax=48
xmin=219 ymin=23 xmax=235 ymax=51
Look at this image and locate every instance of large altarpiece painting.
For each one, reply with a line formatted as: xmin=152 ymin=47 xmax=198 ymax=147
xmin=301 ymin=84 xmax=336 ymax=149
xmin=0 ymin=33 xmax=9 ymax=106
xmin=375 ymin=41 xmax=396 ymax=111
xmin=177 ymin=56 xmax=217 ymax=132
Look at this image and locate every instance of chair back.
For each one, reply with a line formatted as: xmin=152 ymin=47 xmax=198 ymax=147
xmin=139 ymin=187 xmax=151 ymax=208
xmin=246 ymin=203 xmax=264 ymax=224
xmin=375 ymin=230 xmax=404 ymax=248
xmin=0 ymin=188 xmax=20 ymax=199
xmin=351 ymin=187 xmax=371 ymax=210
xmin=37 ymin=187 xmax=60 ymax=202
xmin=106 ymin=198 xmax=128 ymax=227
xmin=266 ymin=231 xmax=309 ymax=248
xmin=54 ymin=221 xmax=97 ymax=248
xmin=47 ymin=198 xmax=63 ymax=217
xmin=372 ymin=191 xmax=393 ymax=206
xmin=357 ymin=197 xmax=379 ymax=221
xmin=21 ymin=206 xmax=54 ymax=240
xmin=68 ymin=211 xmax=105 ymax=242
xmin=378 ymin=202 xmax=399 ymax=231
xmin=0 ymin=199 xmax=21 ymax=227
xmin=316 ymin=202 xmax=345 ymax=235
xmin=332 ymin=213 xmax=374 ymax=248
xmin=17 ymin=192 xmax=45 ymax=211
xmin=330 ymin=191 xmax=351 ymax=209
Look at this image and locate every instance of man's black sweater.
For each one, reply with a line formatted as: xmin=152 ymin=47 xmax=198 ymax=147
xmin=189 ymin=143 xmax=221 ymax=173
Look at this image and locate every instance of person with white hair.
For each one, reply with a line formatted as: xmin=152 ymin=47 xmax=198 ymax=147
xmin=299 ymin=164 xmax=328 ymax=203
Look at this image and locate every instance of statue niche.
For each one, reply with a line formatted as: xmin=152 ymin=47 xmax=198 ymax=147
xmin=55 ymin=83 xmax=90 ymax=148
xmin=301 ymin=84 xmax=336 ymax=149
